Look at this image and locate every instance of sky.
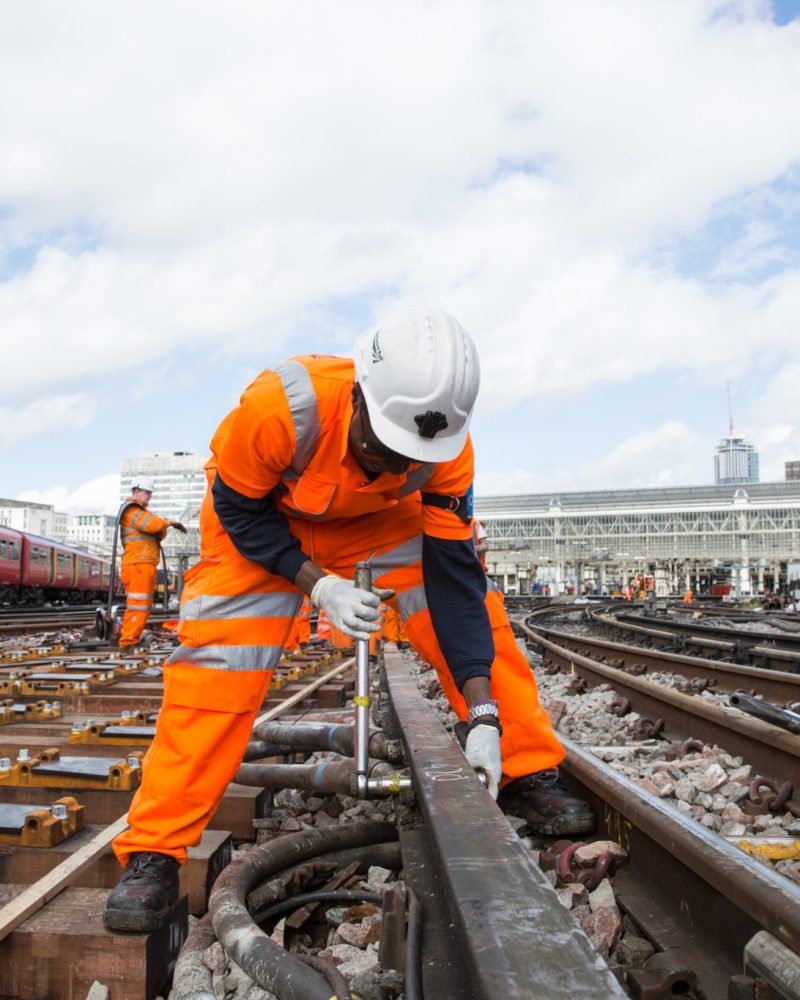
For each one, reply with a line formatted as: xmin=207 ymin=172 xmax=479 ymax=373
xmin=2 ymin=0 xmax=800 ymax=515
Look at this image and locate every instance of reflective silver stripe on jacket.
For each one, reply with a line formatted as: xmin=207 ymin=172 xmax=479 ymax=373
xmin=131 ymin=511 xmax=154 ymax=531
xmin=165 ymin=644 xmax=285 ymax=671
xmin=126 ymin=591 xmax=153 ymax=600
xmin=121 ymin=531 xmax=155 ymax=543
xmin=274 ymin=360 xmax=320 ymax=476
xmin=180 ymin=592 xmax=302 ymax=622
xmin=371 ymin=537 xmax=423 ymax=580
xmin=396 ymin=584 xmax=428 ymax=620
xmin=398 ymin=463 xmax=435 ymax=497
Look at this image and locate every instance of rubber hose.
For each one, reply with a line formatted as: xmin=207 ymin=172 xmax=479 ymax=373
xmin=246 ymin=841 xmax=402 ymax=915
xmin=169 ymin=912 xmax=216 ymax=1000
xmin=298 ymin=953 xmax=350 ymax=1000
xmin=257 ymin=721 xmax=401 ymax=761
xmin=209 ymin=821 xmax=397 ymax=1000
xmin=235 ymin=758 xmax=401 ymax=796
xmin=242 ymin=739 xmax=293 ymax=762
xmin=253 ymin=889 xmax=383 ymax=926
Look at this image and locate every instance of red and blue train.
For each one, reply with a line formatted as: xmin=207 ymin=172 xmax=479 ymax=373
xmin=0 ymin=526 xmax=111 ymax=604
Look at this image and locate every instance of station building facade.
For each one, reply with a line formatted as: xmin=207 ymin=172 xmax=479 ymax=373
xmin=474 ymin=482 xmax=800 ymax=598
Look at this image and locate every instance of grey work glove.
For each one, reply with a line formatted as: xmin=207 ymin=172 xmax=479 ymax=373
xmin=310 ymin=574 xmax=393 ymax=641
xmin=464 ymin=723 xmax=502 ymax=799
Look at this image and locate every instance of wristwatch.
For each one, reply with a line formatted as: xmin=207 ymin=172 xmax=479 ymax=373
xmin=467 ymin=700 xmax=499 ymax=724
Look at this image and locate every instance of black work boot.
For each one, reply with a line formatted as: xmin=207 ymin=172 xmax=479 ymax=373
xmin=498 ymin=769 xmax=596 ymax=836
xmin=103 ymin=852 xmax=180 ymax=933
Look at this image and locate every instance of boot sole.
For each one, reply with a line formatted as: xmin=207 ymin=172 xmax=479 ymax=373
xmin=501 ymin=798 xmax=596 ymax=837
xmin=102 ymin=903 xmax=170 ymax=933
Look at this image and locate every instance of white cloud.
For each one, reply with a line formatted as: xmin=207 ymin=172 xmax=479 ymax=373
xmin=1 ymin=0 xmax=800 ymax=477
xmin=476 ymin=421 xmax=708 ymax=494
xmin=0 ymin=394 xmax=94 ymax=447
xmin=744 ymin=362 xmax=800 ymax=479
xmin=17 ymin=472 xmax=120 ymax=515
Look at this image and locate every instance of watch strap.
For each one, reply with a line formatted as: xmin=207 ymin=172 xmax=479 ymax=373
xmin=467 ymin=700 xmax=499 ymax=724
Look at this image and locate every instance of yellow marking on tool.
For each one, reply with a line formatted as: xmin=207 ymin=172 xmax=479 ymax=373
xmin=354 ymin=695 xmax=370 ymax=707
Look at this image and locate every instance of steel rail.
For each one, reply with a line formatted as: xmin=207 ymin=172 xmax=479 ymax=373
xmin=528 ymin=621 xmax=800 ymax=704
xmin=604 ymin=607 xmax=800 ymax=669
xmin=381 ymin=647 xmax=626 ymax=1000
xmin=0 ymin=609 xmax=172 ymax=637
xmin=559 ymin=736 xmax=800 ymax=1000
xmin=520 ymin=624 xmax=800 ymax=790
xmin=620 ymin=609 xmax=800 ymax=649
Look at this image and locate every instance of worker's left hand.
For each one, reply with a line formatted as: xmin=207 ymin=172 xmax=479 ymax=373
xmin=170 ymin=521 xmax=188 ymax=534
xmin=464 ymin=721 xmax=502 ymax=799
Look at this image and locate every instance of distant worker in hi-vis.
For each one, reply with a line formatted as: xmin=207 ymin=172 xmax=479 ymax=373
xmin=104 ymin=307 xmax=594 ymax=933
xmin=117 ymin=476 xmax=186 ymax=649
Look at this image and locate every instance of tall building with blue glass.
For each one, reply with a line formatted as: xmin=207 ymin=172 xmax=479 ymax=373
xmin=714 ymin=436 xmax=759 ymax=485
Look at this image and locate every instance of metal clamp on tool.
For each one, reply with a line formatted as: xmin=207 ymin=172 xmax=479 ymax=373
xmin=353 ymin=561 xmax=412 ymax=799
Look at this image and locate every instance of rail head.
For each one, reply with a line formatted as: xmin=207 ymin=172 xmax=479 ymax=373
xmin=382 ymin=648 xmax=626 ymax=1000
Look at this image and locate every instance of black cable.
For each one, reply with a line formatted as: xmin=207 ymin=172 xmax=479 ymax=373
xmin=405 ymin=885 xmax=423 ymax=1000
xmin=297 ymin=953 xmax=351 ymax=1000
xmin=253 ymin=888 xmax=383 ymax=927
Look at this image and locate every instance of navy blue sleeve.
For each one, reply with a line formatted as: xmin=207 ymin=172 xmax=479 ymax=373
xmin=422 ymin=535 xmax=493 ymax=690
xmin=211 ymin=472 xmax=310 ymax=583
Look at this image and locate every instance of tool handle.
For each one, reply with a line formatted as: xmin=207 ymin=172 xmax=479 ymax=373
xmin=354 ymin=561 xmax=373 ymax=592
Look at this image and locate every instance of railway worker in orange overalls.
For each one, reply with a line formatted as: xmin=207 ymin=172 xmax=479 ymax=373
xmin=117 ymin=477 xmax=187 ymax=649
xmin=104 ymin=308 xmax=594 ymax=932
xmin=382 ymin=605 xmax=410 ymax=648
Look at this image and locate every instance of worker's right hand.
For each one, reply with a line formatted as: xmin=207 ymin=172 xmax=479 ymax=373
xmin=464 ymin=721 xmax=502 ymax=799
xmin=170 ymin=521 xmax=188 ymax=534
xmin=310 ymin=574 xmax=382 ymax=641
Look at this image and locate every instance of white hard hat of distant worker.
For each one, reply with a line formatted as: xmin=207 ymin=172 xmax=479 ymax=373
xmin=131 ymin=476 xmax=155 ymax=493
xmin=353 ymin=307 xmax=480 ymax=463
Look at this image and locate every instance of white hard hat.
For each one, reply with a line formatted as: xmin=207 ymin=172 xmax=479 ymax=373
xmin=131 ymin=476 xmax=155 ymax=493
xmin=353 ymin=307 xmax=480 ymax=462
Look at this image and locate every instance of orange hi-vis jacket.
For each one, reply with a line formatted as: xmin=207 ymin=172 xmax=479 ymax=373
xmin=113 ymin=354 xmax=564 ymax=866
xmin=120 ymin=499 xmax=170 ymax=566
xmin=209 ymin=356 xmax=473 ymax=547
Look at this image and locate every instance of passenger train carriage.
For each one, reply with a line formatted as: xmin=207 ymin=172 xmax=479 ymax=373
xmin=0 ymin=526 xmax=110 ymax=603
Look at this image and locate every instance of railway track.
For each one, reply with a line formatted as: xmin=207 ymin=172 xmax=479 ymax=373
xmin=0 ymin=605 xmax=176 ymax=638
xmin=3 ymin=617 xmax=800 ymax=997
xmin=530 ymin=621 xmax=800 ymax=704
xmin=519 ymin=617 xmax=800 ymax=798
xmin=593 ymin=607 xmax=800 ymax=672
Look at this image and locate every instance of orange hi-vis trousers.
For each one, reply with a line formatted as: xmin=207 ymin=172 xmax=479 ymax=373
xmin=119 ymin=563 xmax=157 ymax=648
xmin=284 ymin=597 xmax=312 ymax=651
xmin=383 ymin=606 xmax=409 ymax=645
xmin=113 ymin=495 xmax=564 ymax=865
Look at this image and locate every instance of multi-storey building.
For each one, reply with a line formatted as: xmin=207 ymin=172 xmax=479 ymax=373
xmin=65 ymin=514 xmax=118 ymax=555
xmin=0 ymin=499 xmax=65 ymax=539
xmin=785 ymin=461 xmax=800 ymax=482
xmin=120 ymin=452 xmax=209 ymax=521
xmin=475 ymin=481 xmax=800 ymax=598
xmin=714 ymin=436 xmax=759 ymax=485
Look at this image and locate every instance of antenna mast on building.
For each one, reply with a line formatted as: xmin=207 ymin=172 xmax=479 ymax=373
xmin=726 ymin=380 xmax=735 ymax=437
